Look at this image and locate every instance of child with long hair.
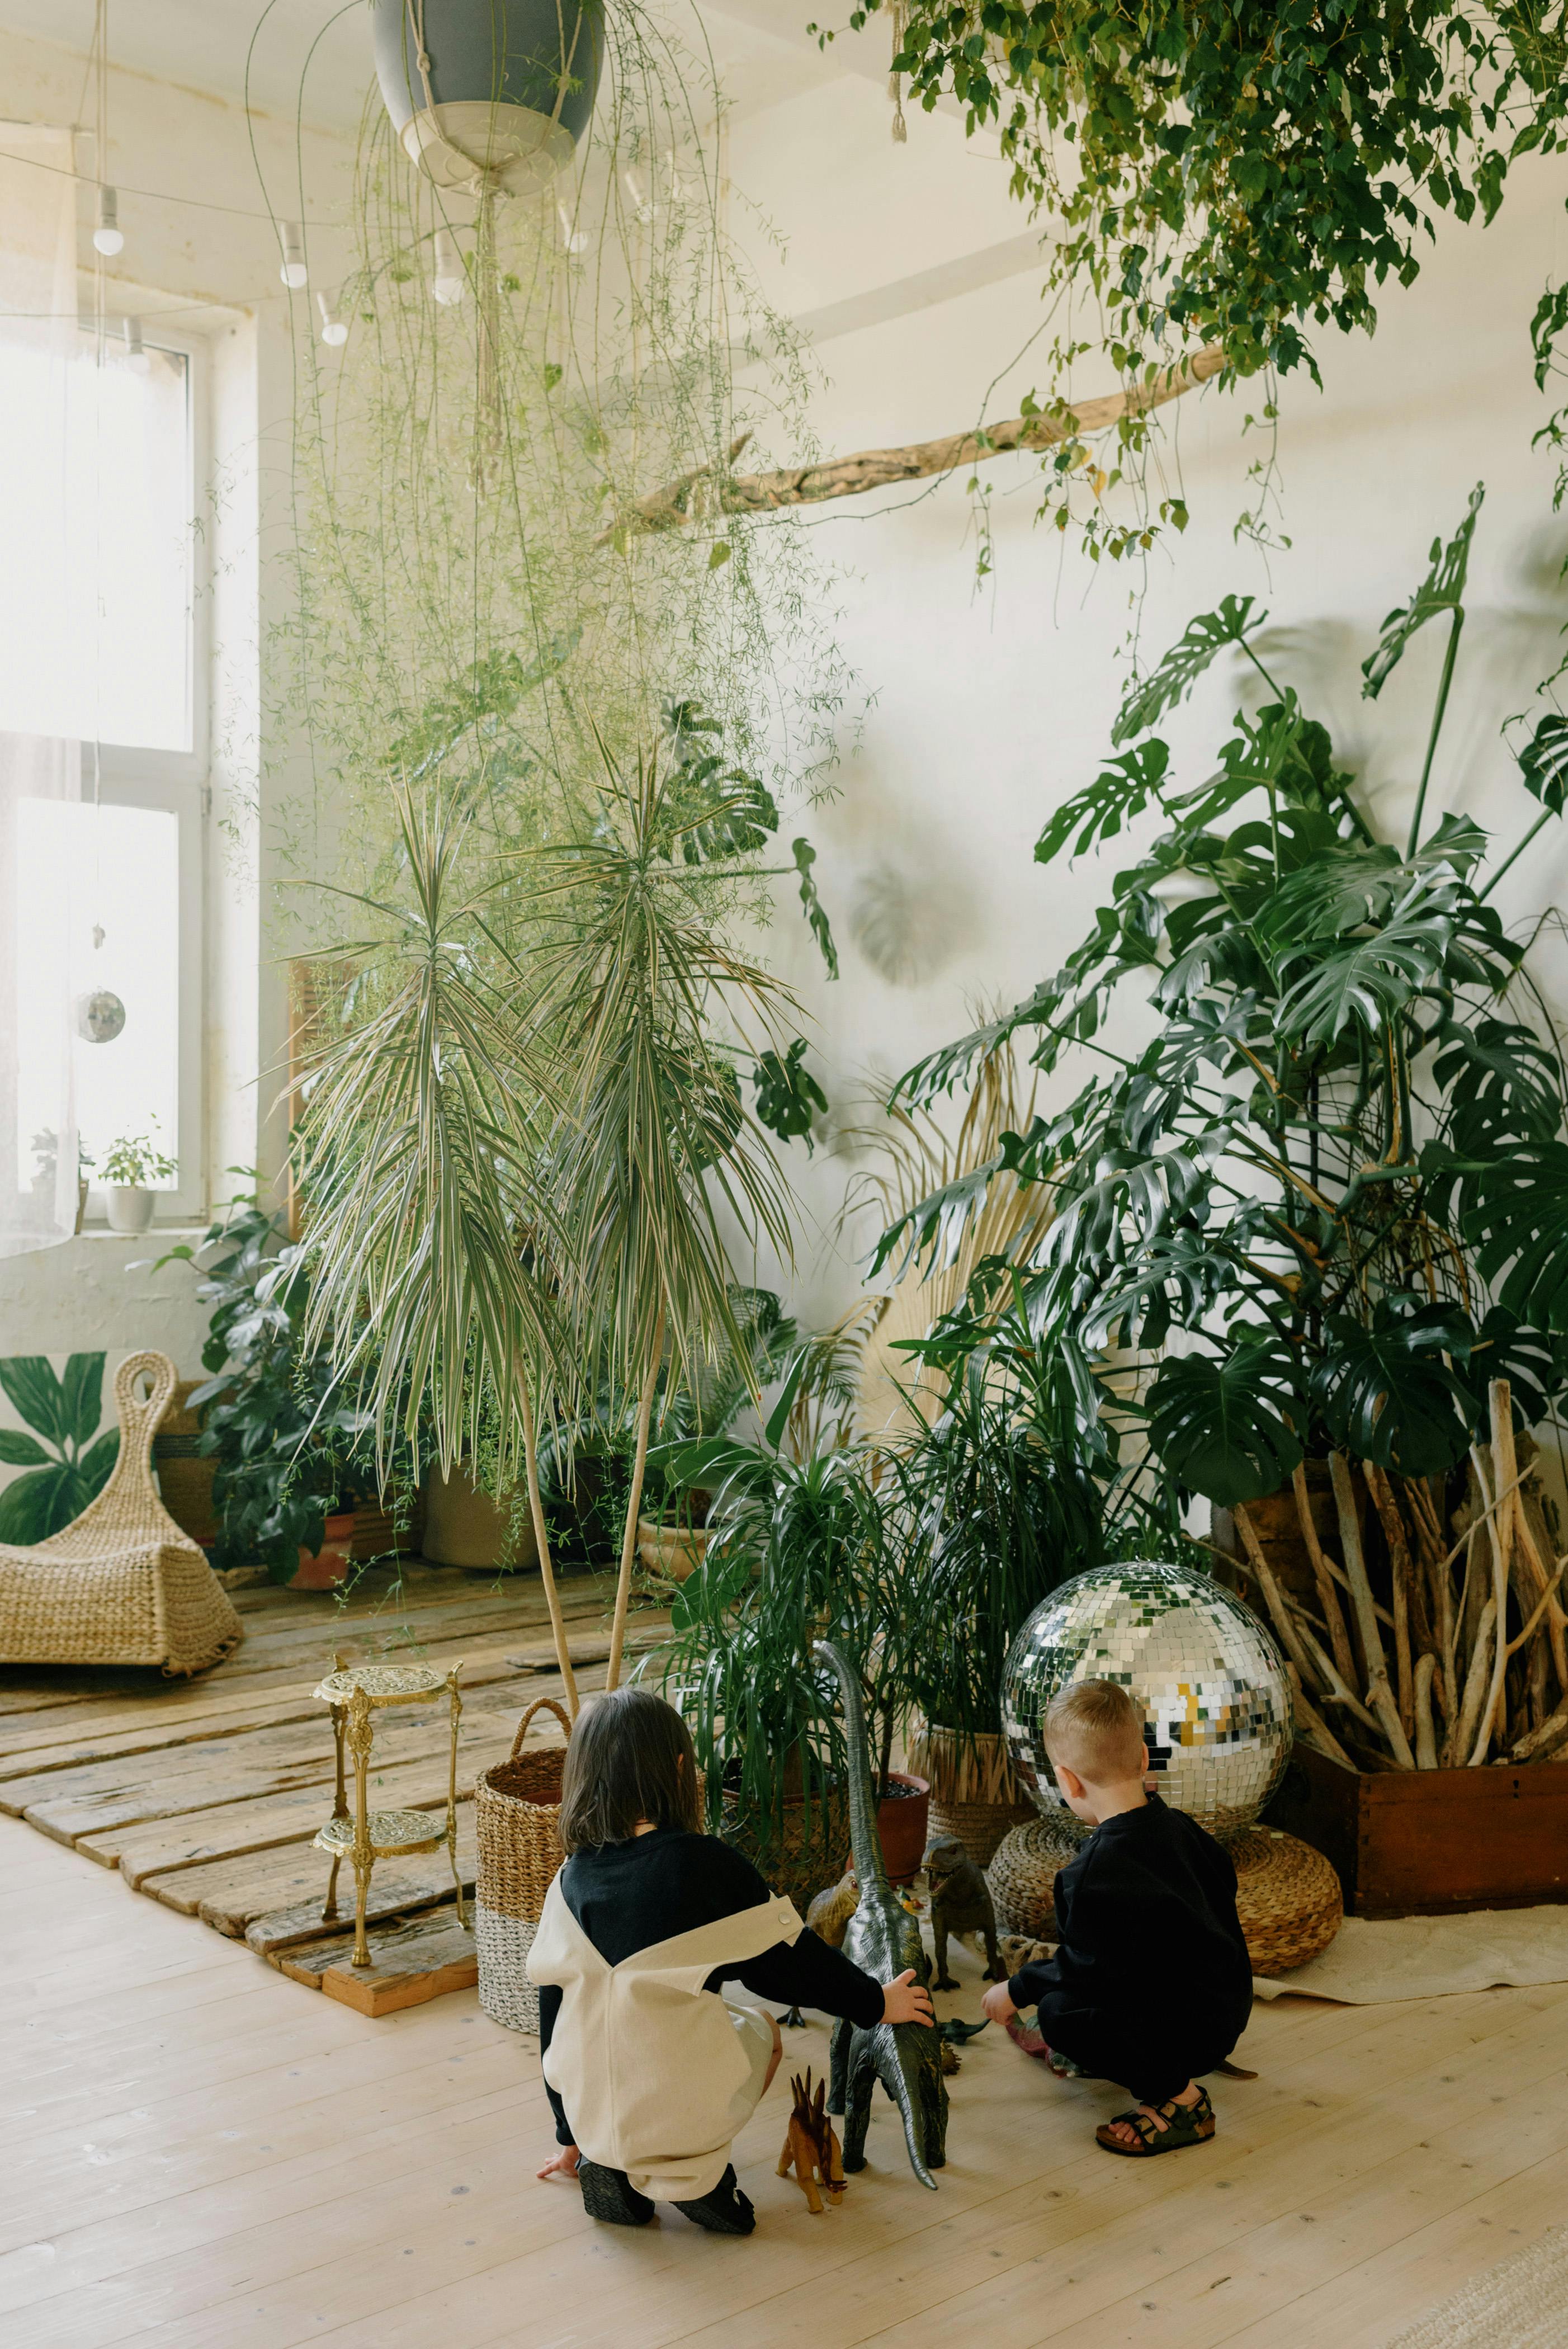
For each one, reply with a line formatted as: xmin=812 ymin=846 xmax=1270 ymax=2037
xmin=528 ymin=1685 xmax=933 ymax=2234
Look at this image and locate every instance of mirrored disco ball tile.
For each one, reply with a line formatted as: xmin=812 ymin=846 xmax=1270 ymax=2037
xmin=1000 ymin=1563 xmax=1291 ymax=1835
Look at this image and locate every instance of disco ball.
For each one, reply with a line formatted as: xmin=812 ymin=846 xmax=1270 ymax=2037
xmin=78 ymin=989 xmax=126 ymax=1044
xmin=1000 ymin=1560 xmax=1291 ymax=1837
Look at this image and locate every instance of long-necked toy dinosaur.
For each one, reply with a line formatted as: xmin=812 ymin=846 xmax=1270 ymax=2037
xmin=814 ymin=1640 xmax=948 ymax=2189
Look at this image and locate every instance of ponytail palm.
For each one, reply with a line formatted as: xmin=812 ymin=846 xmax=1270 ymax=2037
xmin=524 ymin=727 xmax=800 ymax=1686
xmin=293 ymin=785 xmax=583 ymax=1706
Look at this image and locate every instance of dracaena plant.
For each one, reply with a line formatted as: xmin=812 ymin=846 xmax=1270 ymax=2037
xmin=879 ymin=482 xmax=1568 ymax=1515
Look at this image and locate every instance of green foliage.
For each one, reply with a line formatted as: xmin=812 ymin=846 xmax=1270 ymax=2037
xmin=882 ymin=489 xmax=1568 ymax=1506
xmin=0 ymin=1355 xmax=117 ymax=1543
xmin=158 ymin=1196 xmax=405 ymax=1581
xmin=828 ymin=3 xmax=1560 ymax=399
xmin=100 ymin=1126 xmax=177 ymax=1186
xmin=750 ymin=1037 xmax=828 ymax=1148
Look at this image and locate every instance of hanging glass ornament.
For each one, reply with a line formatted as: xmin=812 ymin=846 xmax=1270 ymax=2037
xmin=78 ymin=987 xmax=126 ymax=1044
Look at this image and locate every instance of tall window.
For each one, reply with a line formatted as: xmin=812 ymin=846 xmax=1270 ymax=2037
xmin=1 ymin=320 xmax=204 ymax=1224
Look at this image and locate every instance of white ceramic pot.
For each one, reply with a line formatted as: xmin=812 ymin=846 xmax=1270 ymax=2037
xmin=106 ymin=1185 xmax=155 ymax=1234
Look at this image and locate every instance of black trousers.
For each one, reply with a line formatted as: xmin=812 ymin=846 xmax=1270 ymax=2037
xmin=1038 ymin=2005 xmax=1239 ymax=2107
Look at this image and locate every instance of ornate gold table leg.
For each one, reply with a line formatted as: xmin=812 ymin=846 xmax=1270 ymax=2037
xmin=347 ymin=1683 xmax=376 ymax=1968
xmin=445 ymin=1666 xmax=467 ymax=1929
xmin=323 ymin=1699 xmax=348 ymax=1922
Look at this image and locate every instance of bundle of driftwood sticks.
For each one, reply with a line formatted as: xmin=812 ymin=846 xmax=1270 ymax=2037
xmin=1231 ymin=1380 xmax=1568 ymax=1772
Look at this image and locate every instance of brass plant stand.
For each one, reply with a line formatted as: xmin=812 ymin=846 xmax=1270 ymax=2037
xmin=311 ymin=1657 xmax=467 ymax=1968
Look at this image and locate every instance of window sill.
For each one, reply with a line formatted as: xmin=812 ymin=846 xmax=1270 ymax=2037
xmin=77 ymin=1224 xmax=210 ymax=1240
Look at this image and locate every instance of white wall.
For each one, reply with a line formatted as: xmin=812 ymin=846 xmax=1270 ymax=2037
xmin=722 ymin=76 xmax=1568 ymax=1329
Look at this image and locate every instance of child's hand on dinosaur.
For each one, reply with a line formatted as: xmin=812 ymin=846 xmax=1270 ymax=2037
xmin=981 ymin=1980 xmax=1018 ymax=2027
xmin=881 ymin=1968 xmax=936 ymax=2026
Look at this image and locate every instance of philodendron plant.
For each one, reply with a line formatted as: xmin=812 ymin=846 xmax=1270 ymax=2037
xmin=879 ymin=484 xmax=1568 ymax=1772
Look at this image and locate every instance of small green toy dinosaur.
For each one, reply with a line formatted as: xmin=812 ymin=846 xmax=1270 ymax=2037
xmin=814 ymin=1640 xmax=948 ymax=2190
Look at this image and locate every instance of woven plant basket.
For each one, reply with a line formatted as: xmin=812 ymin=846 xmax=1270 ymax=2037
xmin=908 ymin=1723 xmax=1033 ymax=1868
xmin=722 ymin=1787 xmax=853 ymax=1909
xmin=475 ymin=1695 xmax=570 ymax=2035
xmin=1229 ymin=1826 xmax=1343 ymax=1973
xmin=985 ymin=1810 xmax=1087 ymax=1938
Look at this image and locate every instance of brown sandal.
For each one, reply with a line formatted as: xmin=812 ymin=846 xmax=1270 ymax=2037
xmin=1095 ymin=2086 xmax=1216 ymax=2157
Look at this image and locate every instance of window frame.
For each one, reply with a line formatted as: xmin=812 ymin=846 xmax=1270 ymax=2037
xmin=77 ymin=315 xmax=210 ymax=1229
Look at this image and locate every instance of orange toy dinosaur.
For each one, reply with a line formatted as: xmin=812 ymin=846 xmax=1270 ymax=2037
xmin=777 ymin=2068 xmax=845 ymax=2214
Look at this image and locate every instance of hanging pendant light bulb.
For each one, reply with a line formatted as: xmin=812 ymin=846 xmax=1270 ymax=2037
xmin=556 ymin=201 xmax=589 ymax=257
xmin=277 ymin=221 xmax=308 ymax=290
xmin=316 ymin=292 xmax=348 ymax=347
xmin=93 ymin=185 xmax=123 ymax=256
xmin=120 ymin=315 xmax=150 ymax=373
xmin=431 ymin=226 xmax=466 ymax=306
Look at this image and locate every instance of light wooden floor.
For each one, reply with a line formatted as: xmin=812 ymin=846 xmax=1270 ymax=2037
xmin=6 ymin=1815 xmax=1567 ymax=2349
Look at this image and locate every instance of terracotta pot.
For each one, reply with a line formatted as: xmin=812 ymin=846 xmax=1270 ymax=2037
xmin=289 ymin=1511 xmax=357 ymax=1591
xmin=876 ymin=1771 xmax=930 ymax=1886
xmin=636 ymin=1515 xmax=709 ymax=1583
xmin=423 ymin=1464 xmax=537 ymax=1571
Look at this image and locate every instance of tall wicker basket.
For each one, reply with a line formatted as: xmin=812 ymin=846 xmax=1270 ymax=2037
xmin=475 ymin=1696 xmax=570 ymax=2036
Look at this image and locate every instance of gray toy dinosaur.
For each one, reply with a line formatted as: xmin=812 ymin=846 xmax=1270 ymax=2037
xmin=814 ymin=1640 xmax=948 ymax=2190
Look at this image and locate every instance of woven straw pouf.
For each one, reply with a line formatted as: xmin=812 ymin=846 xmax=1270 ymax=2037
xmin=1228 ymin=1826 xmax=1343 ymax=1973
xmin=985 ymin=1810 xmax=1087 ymax=1938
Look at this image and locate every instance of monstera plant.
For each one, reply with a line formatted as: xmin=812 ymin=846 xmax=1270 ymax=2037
xmin=879 ymin=484 xmax=1568 ymax=1771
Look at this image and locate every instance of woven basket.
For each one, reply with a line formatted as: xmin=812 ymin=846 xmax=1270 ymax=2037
xmin=721 ymin=1787 xmax=852 ymax=1909
xmin=1229 ymin=1826 xmax=1343 ymax=1973
xmin=986 ymin=1809 xmax=1087 ymax=1938
xmin=475 ymin=1695 xmax=571 ymax=2035
xmin=928 ymin=1794 xmax=1036 ymax=1871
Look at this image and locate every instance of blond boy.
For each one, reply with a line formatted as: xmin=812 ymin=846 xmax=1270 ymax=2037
xmin=981 ymin=1677 xmax=1252 ymax=2155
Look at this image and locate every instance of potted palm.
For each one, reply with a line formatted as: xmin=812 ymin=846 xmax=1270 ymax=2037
xmin=100 ymin=1124 xmax=177 ymax=1233
xmin=880 ymin=487 xmax=1568 ymax=1911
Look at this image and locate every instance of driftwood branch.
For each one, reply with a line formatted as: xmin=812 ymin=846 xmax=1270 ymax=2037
xmin=596 ymin=345 xmax=1226 ymax=545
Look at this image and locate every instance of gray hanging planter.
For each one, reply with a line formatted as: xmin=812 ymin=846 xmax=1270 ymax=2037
xmin=371 ymin=0 xmax=603 ymax=191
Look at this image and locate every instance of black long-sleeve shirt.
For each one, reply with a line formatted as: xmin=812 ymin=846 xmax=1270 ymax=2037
xmin=1007 ymin=1796 xmax=1252 ymax=2096
xmin=537 ymin=1827 xmax=885 ymax=2147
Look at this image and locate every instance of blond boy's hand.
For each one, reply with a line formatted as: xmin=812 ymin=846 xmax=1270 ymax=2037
xmin=981 ymin=1979 xmax=1017 ymax=2027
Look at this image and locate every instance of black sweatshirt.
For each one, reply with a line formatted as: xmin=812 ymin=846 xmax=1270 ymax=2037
xmin=537 ymin=1827 xmax=885 ymax=2148
xmin=1007 ymin=1796 xmax=1253 ymax=2091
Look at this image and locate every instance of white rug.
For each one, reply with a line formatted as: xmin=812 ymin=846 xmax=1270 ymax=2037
xmin=1254 ymin=1905 xmax=1568 ymax=2004
xmin=1382 ymin=2225 xmax=1568 ymax=2346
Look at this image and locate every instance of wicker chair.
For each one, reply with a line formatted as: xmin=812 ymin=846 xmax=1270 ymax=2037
xmin=0 ymin=1350 xmax=243 ymax=1676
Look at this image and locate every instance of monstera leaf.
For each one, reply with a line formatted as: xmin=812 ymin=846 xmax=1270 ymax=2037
xmin=1461 ymin=1141 xmax=1568 ymax=1333
xmin=1310 ymin=1301 xmax=1475 ymax=1476
xmin=1111 ymin=596 xmax=1265 ymax=746
xmin=0 ymin=1353 xmax=118 ymax=1543
xmin=1517 ymin=710 xmax=1568 ymax=814
xmin=1361 ymin=484 xmax=1483 ymax=699
xmin=1144 ymin=1332 xmax=1304 ymax=1507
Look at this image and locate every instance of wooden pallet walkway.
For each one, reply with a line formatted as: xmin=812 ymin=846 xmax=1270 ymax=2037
xmin=0 ymin=1563 xmax=668 ymax=2008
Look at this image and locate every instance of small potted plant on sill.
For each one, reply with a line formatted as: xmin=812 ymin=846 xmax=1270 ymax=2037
xmin=99 ymin=1125 xmax=177 ymax=1233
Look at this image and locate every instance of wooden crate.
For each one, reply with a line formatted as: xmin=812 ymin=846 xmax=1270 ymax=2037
xmin=1267 ymin=1741 xmax=1568 ymax=1918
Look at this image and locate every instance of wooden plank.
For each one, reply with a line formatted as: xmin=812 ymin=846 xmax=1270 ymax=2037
xmin=78 ymin=1667 xmax=588 ymax=1880
xmin=279 ymin=1904 xmax=478 ymax=2015
xmin=8 ymin=1671 xmax=572 ymax=1847
xmin=240 ymin=1829 xmax=479 ymax=1952
xmin=506 ymin=1625 xmax=669 ymax=1671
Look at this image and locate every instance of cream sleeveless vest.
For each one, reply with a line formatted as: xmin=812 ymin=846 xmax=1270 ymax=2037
xmin=527 ymin=1873 xmax=804 ymax=2199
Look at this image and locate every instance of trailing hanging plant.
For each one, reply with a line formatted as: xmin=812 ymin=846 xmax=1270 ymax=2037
xmin=875 ymin=484 xmax=1568 ymax=1767
xmin=816 ymin=1 xmax=1568 ymax=553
